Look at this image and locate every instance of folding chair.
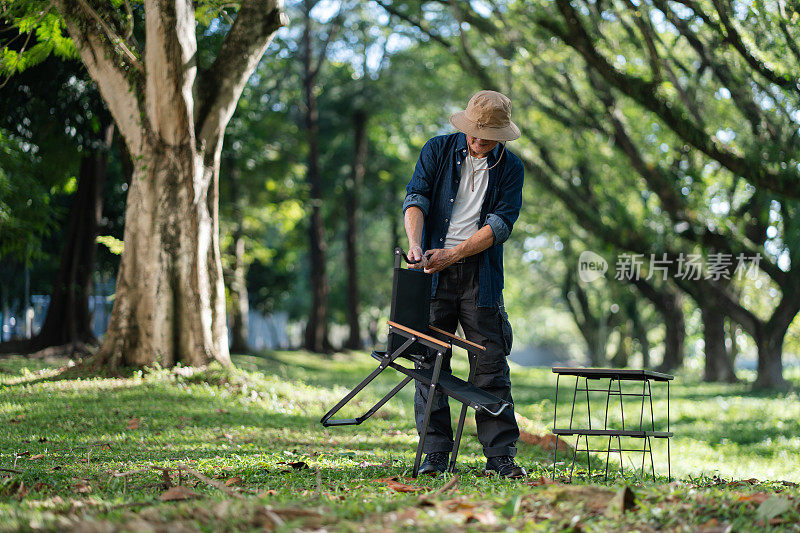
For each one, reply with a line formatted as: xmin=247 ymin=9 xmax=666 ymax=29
xmin=320 ymin=247 xmax=512 ymax=477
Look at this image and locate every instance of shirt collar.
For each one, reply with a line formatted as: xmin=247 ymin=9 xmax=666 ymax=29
xmin=455 ymin=132 xmax=503 ymax=165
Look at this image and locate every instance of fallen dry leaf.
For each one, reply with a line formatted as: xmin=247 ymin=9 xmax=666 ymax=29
xmin=159 ymin=485 xmax=200 ymax=501
xmin=29 ymin=454 xmax=45 ymax=460
xmin=728 ymin=478 xmax=759 ymax=487
xmin=737 ymin=493 xmax=770 ymax=504
xmin=225 ymin=477 xmax=243 ymax=487
xmin=755 ymin=495 xmax=792 ymax=521
xmin=277 ymin=461 xmax=308 ymax=471
xmin=72 ymin=482 xmax=92 ymax=494
xmin=126 ymin=418 xmax=140 ymax=430
xmin=696 ymin=518 xmax=733 ymax=533
xmin=465 ymin=509 xmax=499 ymax=525
xmin=258 ymin=489 xmax=278 ymax=497
xmin=385 ymin=480 xmax=425 ymax=493
xmin=525 ymin=476 xmax=555 ymax=487
xmin=357 ymin=461 xmax=386 ymax=468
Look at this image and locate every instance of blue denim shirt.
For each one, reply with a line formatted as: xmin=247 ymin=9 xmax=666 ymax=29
xmin=402 ymin=132 xmax=524 ymax=308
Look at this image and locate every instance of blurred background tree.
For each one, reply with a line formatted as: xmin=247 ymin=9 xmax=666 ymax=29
xmin=3 ymin=0 xmax=800 ymax=389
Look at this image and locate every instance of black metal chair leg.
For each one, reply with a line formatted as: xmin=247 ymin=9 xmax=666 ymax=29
xmin=449 ymin=353 xmax=476 ymax=473
xmin=413 ymin=351 xmax=444 ymax=477
xmin=449 ymin=404 xmax=469 ymax=473
xmin=320 ymin=337 xmax=415 ymax=426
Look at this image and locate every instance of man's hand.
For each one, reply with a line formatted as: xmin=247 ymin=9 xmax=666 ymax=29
xmin=423 ymin=248 xmax=459 ymax=274
xmin=408 ymin=245 xmax=424 ymax=269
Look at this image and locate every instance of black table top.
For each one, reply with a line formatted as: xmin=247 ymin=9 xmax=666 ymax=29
xmin=552 ymin=367 xmax=674 ymax=381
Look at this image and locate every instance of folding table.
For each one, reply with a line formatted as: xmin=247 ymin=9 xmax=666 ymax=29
xmin=551 ymin=367 xmax=673 ymax=482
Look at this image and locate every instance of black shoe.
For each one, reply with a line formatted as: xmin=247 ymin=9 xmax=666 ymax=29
xmin=485 ymin=456 xmax=527 ymax=478
xmin=418 ymin=452 xmax=449 ymax=475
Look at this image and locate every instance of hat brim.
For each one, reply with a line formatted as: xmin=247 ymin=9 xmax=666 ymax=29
xmin=449 ymin=111 xmax=521 ymax=141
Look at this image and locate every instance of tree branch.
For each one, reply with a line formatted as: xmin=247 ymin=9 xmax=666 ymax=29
xmin=537 ymin=0 xmax=800 ymax=199
xmin=56 ymin=0 xmax=143 ymax=153
xmin=310 ymin=7 xmax=342 ymax=80
xmin=143 ymin=0 xmax=198 ymax=144
xmin=374 ymin=0 xmax=496 ymax=90
xmin=710 ymin=0 xmax=798 ymax=91
xmin=75 ymin=0 xmax=140 ymax=68
xmin=195 ymin=0 xmax=287 ymax=147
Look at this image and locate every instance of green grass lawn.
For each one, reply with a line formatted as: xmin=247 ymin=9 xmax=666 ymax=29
xmin=1 ymin=350 xmax=799 ymax=531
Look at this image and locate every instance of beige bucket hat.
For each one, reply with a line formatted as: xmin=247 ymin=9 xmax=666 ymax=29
xmin=449 ymin=90 xmax=521 ymax=141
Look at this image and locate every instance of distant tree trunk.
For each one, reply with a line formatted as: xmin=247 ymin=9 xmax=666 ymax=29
xmin=56 ymin=0 xmax=286 ymax=369
xmin=702 ymin=305 xmax=737 ymax=382
xmin=390 ymin=190 xmax=401 ymax=251
xmin=658 ymin=291 xmax=685 ymax=372
xmin=754 ymin=329 xmax=785 ymax=389
xmin=751 ymin=294 xmax=798 ymax=388
xmin=302 ymin=0 xmax=332 ymax=353
xmin=227 ymin=162 xmax=250 ymax=354
xmin=632 ymin=278 xmax=685 ymax=372
xmin=344 ymin=109 xmax=367 ymax=350
xmin=727 ymin=319 xmax=739 ymax=363
xmin=0 ymin=123 xmax=112 ymax=356
xmin=562 ymin=271 xmax=614 ymax=366
xmin=629 ymin=303 xmax=650 ymax=368
xmin=610 ymin=324 xmax=631 ymax=368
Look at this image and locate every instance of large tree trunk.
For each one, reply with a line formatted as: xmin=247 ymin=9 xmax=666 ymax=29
xmin=0 ymin=123 xmax=112 ymax=356
xmin=227 ymin=163 xmax=250 ymax=354
xmin=344 ymin=109 xmax=367 ymax=350
xmin=94 ymin=143 xmax=230 ymax=368
xmin=702 ymin=305 xmax=737 ymax=383
xmin=58 ymin=0 xmax=286 ymax=370
xmin=302 ymin=1 xmax=332 ymax=353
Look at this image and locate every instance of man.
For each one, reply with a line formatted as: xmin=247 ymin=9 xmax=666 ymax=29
xmin=403 ymin=90 xmax=526 ymax=478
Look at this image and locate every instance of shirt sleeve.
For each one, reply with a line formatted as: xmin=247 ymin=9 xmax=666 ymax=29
xmin=483 ymin=156 xmax=524 ymax=245
xmin=402 ymin=138 xmax=439 ymax=217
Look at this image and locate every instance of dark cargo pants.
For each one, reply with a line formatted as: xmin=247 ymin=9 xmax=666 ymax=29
xmin=414 ymin=259 xmax=520 ymax=458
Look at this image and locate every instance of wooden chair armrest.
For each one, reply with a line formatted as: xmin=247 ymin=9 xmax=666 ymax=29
xmin=387 ymin=320 xmax=450 ymax=349
xmin=429 ymin=326 xmax=486 ymax=351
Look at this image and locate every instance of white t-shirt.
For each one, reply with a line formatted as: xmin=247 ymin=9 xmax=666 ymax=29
xmin=444 ymin=154 xmax=489 ymax=248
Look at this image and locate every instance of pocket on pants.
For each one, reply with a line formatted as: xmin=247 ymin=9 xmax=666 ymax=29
xmin=499 ymin=305 xmax=513 ymax=355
